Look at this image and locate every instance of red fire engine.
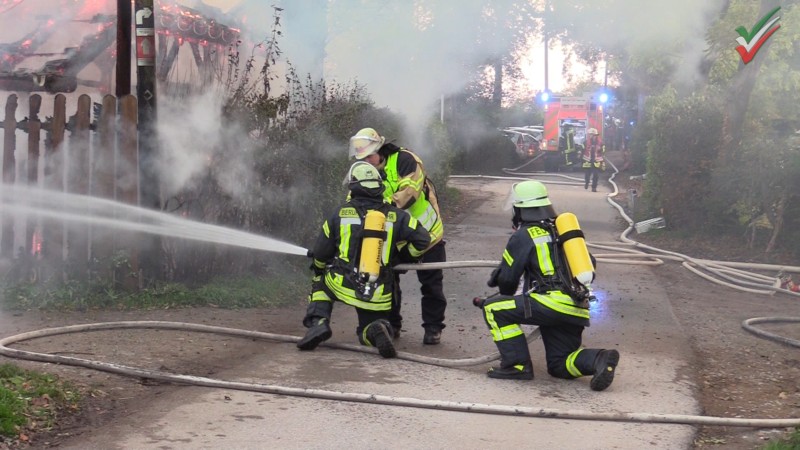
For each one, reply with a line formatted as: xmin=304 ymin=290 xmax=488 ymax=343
xmin=539 ymin=93 xmax=607 ymax=171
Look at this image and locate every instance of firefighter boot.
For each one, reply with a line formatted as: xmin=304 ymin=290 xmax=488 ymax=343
xmin=487 ymin=337 xmax=533 ymax=380
xmin=487 ymin=362 xmax=533 ymax=380
xmin=590 ymin=349 xmax=620 ymax=391
xmin=423 ymin=327 xmax=442 ymax=345
xmin=365 ymin=319 xmax=397 ymax=358
xmin=297 ymin=317 xmax=332 ymax=351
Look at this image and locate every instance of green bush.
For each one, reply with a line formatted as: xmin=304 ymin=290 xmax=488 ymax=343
xmin=1 ymin=273 xmax=307 ymax=311
xmin=641 ymin=92 xmax=723 ymax=229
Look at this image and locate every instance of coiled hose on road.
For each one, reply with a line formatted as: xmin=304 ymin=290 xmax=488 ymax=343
xmin=2 ymin=321 xmax=800 ymax=428
xmin=1 ymin=161 xmax=799 ymax=429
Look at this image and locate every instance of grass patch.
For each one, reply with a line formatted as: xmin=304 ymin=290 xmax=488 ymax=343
xmin=762 ymin=428 xmax=800 ymax=450
xmin=0 ymin=272 xmax=308 ymax=312
xmin=0 ymin=364 xmax=81 ymax=441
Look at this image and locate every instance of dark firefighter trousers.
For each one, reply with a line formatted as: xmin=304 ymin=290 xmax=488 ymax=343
xmin=584 ymin=165 xmax=600 ymax=190
xmin=303 ymin=276 xmax=395 ymax=344
xmin=389 ymin=240 xmax=447 ymax=332
xmin=482 ymin=292 xmax=601 ymax=379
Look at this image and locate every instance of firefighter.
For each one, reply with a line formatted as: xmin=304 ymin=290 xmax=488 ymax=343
xmin=559 ymin=124 xmax=577 ymax=167
xmin=582 ymin=127 xmax=605 ymax=192
xmin=476 ymin=180 xmax=620 ymax=390
xmin=349 ymin=127 xmax=448 ymax=345
xmin=298 ymin=161 xmax=432 ymax=357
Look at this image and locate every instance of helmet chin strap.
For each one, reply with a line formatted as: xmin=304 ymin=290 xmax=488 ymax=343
xmin=375 ymin=155 xmax=387 ymax=170
xmin=512 ymin=207 xmax=522 ymax=230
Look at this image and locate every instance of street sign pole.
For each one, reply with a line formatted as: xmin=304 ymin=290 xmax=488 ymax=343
xmin=133 ymin=0 xmax=162 ymax=281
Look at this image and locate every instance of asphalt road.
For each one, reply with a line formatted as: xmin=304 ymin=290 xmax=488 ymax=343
xmin=54 ymin=175 xmax=699 ymax=450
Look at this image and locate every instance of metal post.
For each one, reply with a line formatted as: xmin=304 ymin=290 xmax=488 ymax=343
xmin=133 ymin=0 xmax=161 ymax=282
xmin=133 ymin=0 xmax=159 ymax=210
xmin=543 ymin=37 xmax=549 ymax=92
xmin=628 ymin=188 xmax=637 ymax=216
xmin=440 ymin=95 xmax=444 ymax=124
xmin=116 ymin=0 xmax=132 ymax=96
xmin=543 ymin=0 xmax=549 ymax=92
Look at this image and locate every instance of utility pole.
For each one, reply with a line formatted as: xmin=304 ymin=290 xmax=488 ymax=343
xmin=116 ymin=0 xmax=131 ymax=96
xmin=133 ymin=0 xmax=162 ymax=282
xmin=133 ymin=0 xmax=159 ymax=211
xmin=543 ymin=0 xmax=549 ymax=92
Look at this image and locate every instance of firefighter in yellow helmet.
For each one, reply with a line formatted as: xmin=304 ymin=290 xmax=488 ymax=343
xmin=582 ymin=127 xmax=605 ymax=192
xmin=476 ymin=180 xmax=620 ymax=390
xmin=349 ymin=127 xmax=447 ymax=345
xmin=298 ymin=161 xmax=431 ymax=357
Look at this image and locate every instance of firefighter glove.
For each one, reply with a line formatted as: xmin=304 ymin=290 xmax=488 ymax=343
xmin=487 ymin=268 xmax=500 ymax=288
xmin=396 ymin=245 xmax=419 ymax=265
xmin=309 ymin=259 xmax=325 ymax=277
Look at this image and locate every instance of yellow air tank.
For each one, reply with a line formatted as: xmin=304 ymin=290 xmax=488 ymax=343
xmin=555 ymin=212 xmax=594 ymax=287
xmin=359 ymin=209 xmax=386 ymax=282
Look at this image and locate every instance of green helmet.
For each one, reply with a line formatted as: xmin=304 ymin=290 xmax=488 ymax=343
xmin=510 ymin=180 xmax=551 ymax=208
xmin=347 ymin=161 xmax=383 ymax=190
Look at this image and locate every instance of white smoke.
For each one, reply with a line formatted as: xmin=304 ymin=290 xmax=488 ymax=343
xmin=0 ymin=0 xmax=729 ymax=199
xmin=155 ymin=90 xmax=254 ymax=200
xmin=546 ymin=0 xmax=726 ymax=89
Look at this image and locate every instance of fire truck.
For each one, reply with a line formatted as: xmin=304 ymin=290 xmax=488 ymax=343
xmin=539 ymin=93 xmax=607 ymax=171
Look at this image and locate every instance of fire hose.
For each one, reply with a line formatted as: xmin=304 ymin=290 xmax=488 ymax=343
xmin=2 ymin=321 xmax=800 ymax=428
xmin=1 ymin=162 xmax=799 ymax=429
xmin=467 ymin=159 xmax=800 ymax=348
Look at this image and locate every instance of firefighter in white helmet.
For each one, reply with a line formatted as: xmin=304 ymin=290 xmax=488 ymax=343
xmin=298 ymin=161 xmax=431 ymax=357
xmin=349 ymin=127 xmax=447 ymax=345
xmin=476 ymin=180 xmax=620 ymax=390
xmin=582 ymin=127 xmax=605 ymax=192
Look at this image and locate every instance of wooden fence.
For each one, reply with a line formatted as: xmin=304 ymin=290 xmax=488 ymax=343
xmin=1 ymin=93 xmax=141 ymax=286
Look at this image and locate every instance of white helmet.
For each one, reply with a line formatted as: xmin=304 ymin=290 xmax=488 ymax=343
xmin=587 ymin=128 xmax=599 ymax=136
xmin=349 ymin=127 xmax=385 ymax=160
xmin=346 ymin=161 xmax=382 ymax=189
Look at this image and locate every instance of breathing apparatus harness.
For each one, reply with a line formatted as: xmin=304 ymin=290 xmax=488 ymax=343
xmin=554 ymin=212 xmax=595 ymax=303
xmin=497 ymin=215 xmax=593 ymax=318
xmin=549 ymin=219 xmax=592 ymax=305
xmin=513 ymin=219 xmax=587 ymax=318
xmin=344 ymin=203 xmax=389 ymax=301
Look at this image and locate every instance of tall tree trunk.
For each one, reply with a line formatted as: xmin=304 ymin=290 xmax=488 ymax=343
xmin=765 ymin=192 xmax=787 ymax=253
xmin=723 ymin=0 xmax=781 ymax=158
xmin=492 ymin=60 xmax=503 ymax=106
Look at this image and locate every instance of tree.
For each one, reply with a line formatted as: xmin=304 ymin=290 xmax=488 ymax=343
xmin=706 ymin=0 xmax=800 ymax=254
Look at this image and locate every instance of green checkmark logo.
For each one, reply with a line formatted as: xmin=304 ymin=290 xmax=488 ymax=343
xmin=735 ymin=6 xmax=781 ymax=64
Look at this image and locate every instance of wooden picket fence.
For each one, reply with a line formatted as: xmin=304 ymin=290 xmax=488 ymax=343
xmin=1 ymin=93 xmax=141 ymax=287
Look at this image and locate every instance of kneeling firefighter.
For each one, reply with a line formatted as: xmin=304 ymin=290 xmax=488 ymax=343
xmin=298 ymin=161 xmax=432 ymax=358
xmin=477 ymin=180 xmax=620 ymax=390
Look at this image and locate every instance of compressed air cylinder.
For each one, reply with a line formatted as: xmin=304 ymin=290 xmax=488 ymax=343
xmin=555 ymin=212 xmax=594 ymax=287
xmin=359 ymin=210 xmax=386 ymax=282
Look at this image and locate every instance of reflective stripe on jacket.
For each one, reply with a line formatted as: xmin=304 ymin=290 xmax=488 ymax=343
xmin=581 ymin=138 xmax=605 ymax=168
xmin=310 ymin=198 xmax=431 ymax=311
xmin=494 ymin=222 xmax=590 ymax=325
xmin=382 ymin=149 xmax=444 ymax=247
